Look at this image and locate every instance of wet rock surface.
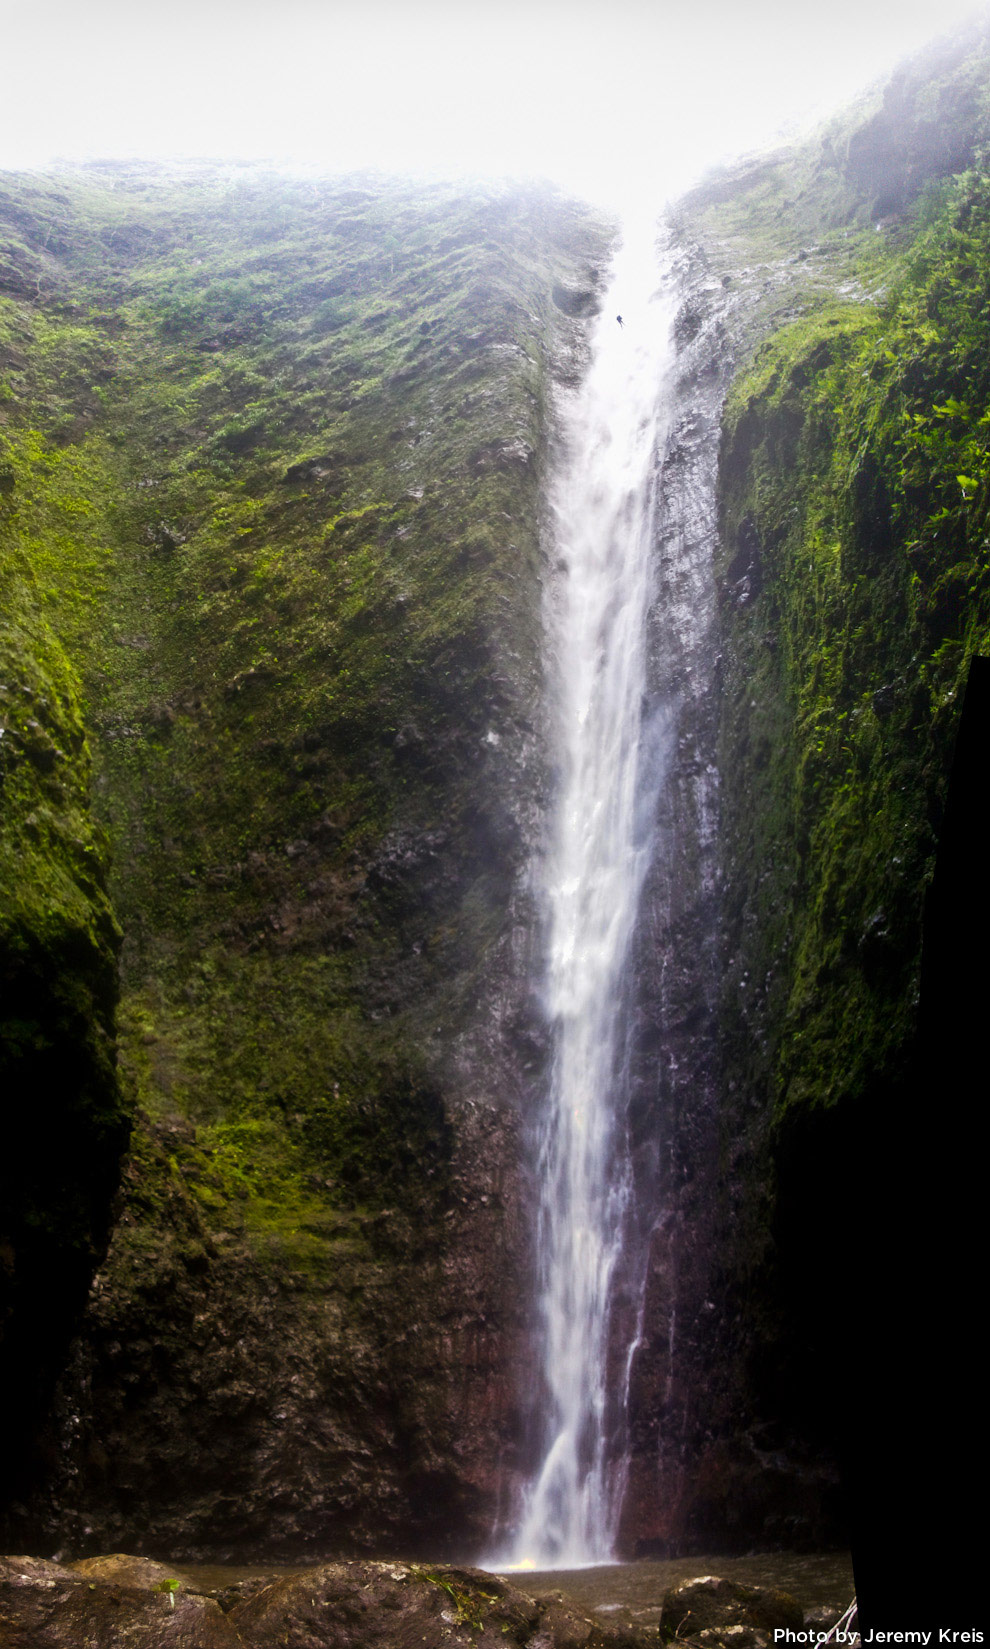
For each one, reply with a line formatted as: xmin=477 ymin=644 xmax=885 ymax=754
xmin=68 ymin=1553 xmax=193 ymax=1591
xmin=5 ymin=32 xmax=990 ymax=1583
xmin=12 ymin=1108 xmax=534 ymax=1562
xmin=0 ymin=1557 xmax=656 ymax=1648
xmin=0 ymin=169 xmax=608 ymax=1561
xmin=230 ymin=1562 xmax=651 ymax=1647
xmin=619 ymin=233 xmax=841 ymax=1556
xmin=0 ymin=1554 xmax=241 ymax=1648
xmin=659 ymin=1574 xmax=804 ymax=1637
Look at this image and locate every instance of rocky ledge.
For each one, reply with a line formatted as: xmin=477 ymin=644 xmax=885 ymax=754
xmin=0 ymin=1554 xmax=839 ymax=1648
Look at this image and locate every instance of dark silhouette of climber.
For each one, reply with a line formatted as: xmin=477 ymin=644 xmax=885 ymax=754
xmin=616 ymin=315 xmax=624 ymax=327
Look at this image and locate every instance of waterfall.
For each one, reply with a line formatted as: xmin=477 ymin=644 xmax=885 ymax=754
xmin=501 ymin=216 xmax=675 ymax=1569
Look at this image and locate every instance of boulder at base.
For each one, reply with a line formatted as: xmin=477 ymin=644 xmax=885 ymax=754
xmin=1 ymin=1555 xmax=658 ymax=1647
xmin=229 ymin=1561 xmax=650 ymax=1648
xmin=0 ymin=1555 xmax=241 ymax=1648
xmin=68 ymin=1553 xmax=192 ymax=1590
xmin=659 ymin=1576 xmax=804 ymax=1638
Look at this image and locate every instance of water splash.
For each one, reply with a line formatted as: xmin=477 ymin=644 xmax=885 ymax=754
xmin=500 ymin=217 xmax=675 ymax=1568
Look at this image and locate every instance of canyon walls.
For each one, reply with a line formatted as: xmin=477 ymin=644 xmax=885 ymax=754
xmin=1 ymin=11 xmax=988 ymax=1575
xmin=0 ymin=167 xmax=610 ymax=1557
xmin=642 ymin=12 xmax=990 ymax=1583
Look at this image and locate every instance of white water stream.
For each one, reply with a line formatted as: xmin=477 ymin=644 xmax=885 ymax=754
xmin=500 ymin=219 xmax=676 ymax=1568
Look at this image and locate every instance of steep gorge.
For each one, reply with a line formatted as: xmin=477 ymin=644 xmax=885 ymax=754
xmin=1 ymin=16 xmax=988 ymax=1587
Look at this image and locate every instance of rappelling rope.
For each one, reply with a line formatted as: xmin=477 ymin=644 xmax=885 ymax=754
xmin=817 ymin=1599 xmax=859 ymax=1645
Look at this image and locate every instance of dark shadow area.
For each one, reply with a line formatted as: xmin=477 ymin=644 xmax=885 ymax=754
xmin=851 ymin=654 xmax=987 ymax=1630
xmin=777 ymin=657 xmax=987 ymax=1630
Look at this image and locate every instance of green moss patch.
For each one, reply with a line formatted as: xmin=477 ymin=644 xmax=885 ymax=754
xmin=714 ymin=148 xmax=990 ymax=1122
xmin=0 ymin=166 xmax=608 ymax=1491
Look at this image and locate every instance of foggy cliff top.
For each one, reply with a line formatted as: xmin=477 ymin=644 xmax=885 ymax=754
xmin=1 ymin=0 xmax=987 ymax=206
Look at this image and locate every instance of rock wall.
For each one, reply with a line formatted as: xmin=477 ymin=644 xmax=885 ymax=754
xmin=3 ymin=13 xmax=990 ymax=1570
xmin=0 ymin=562 xmax=128 ymax=1515
xmin=0 ymin=164 xmax=610 ymax=1557
xmin=618 ymin=221 xmax=853 ymax=1555
xmin=628 ymin=9 xmax=990 ymax=1568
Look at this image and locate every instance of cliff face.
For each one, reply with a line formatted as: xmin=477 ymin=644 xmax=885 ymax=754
xmin=643 ymin=13 xmax=990 ymax=1559
xmin=0 ymin=166 xmax=610 ymax=1556
xmin=2 ymin=14 xmax=989 ymax=1569
xmin=0 ymin=498 xmax=127 ymax=1510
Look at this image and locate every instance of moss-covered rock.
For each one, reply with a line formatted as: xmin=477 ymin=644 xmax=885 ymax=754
xmin=659 ymin=1574 xmax=802 ymax=1638
xmin=7 ymin=17 xmax=988 ymax=1567
xmin=0 ymin=1553 xmax=241 ymax=1647
xmin=0 ymin=428 xmax=128 ymax=1500
xmin=0 ymin=161 xmax=609 ymax=1553
xmin=661 ymin=10 xmax=990 ymax=1564
xmin=715 ymin=144 xmax=990 ymax=1125
xmin=228 ymin=1561 xmax=650 ymax=1648
xmin=0 ymin=1555 xmax=654 ymax=1648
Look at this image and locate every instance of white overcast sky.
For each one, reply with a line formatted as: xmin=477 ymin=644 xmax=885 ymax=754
xmin=1 ymin=0 xmax=986 ymax=204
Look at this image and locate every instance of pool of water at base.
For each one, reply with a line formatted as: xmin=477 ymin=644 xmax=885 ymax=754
xmin=489 ymin=1553 xmax=855 ymax=1630
xmin=177 ymin=1551 xmax=855 ymax=1628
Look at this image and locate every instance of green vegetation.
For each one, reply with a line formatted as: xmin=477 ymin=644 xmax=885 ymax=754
xmin=0 ymin=164 xmax=608 ymax=1472
xmin=0 ymin=409 xmax=127 ymax=1437
xmin=8 ymin=22 xmax=988 ymax=1543
xmin=713 ymin=127 xmax=990 ymax=1120
xmin=0 ymin=164 xmax=611 ymax=1550
xmin=412 ymin=1567 xmax=500 ymax=1632
xmin=152 ymin=1578 xmax=181 ymax=1608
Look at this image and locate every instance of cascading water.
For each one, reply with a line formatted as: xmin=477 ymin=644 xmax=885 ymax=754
xmin=500 ymin=217 xmax=676 ymax=1568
